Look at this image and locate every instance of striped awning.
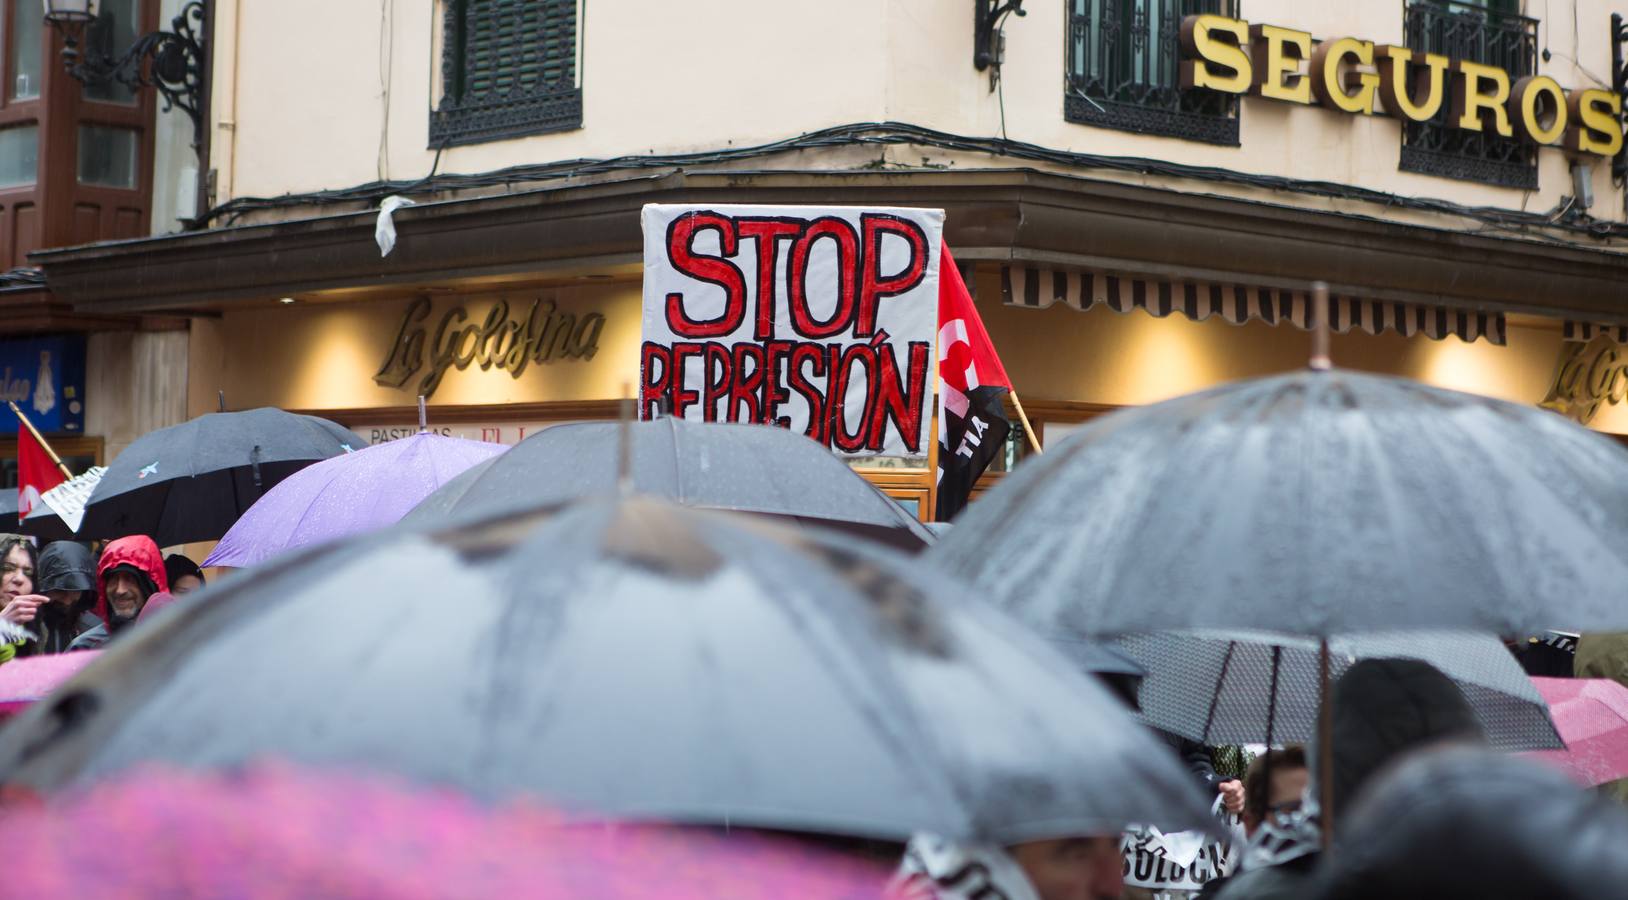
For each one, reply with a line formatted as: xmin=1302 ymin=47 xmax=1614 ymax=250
xmin=1562 ymin=321 xmax=1628 ymax=343
xmin=1001 ymin=265 xmax=1506 ymax=346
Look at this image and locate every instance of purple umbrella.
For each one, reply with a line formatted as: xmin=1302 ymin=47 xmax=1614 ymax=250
xmin=204 ymin=432 xmax=505 ymax=568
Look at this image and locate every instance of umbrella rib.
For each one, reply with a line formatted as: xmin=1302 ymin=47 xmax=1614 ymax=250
xmin=1199 ymin=640 xmax=1236 ymax=745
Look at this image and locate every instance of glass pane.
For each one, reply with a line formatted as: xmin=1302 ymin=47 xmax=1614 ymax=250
xmin=77 ymin=125 xmax=138 ymax=188
xmin=0 ymin=125 xmax=39 ymax=187
xmin=83 ymin=0 xmax=139 ymax=105
xmin=9 ymin=0 xmax=43 ymax=101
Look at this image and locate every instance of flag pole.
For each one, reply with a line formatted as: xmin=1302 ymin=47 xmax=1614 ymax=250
xmin=1009 ymin=390 xmax=1043 ymax=455
xmin=8 ymin=401 xmax=72 ymax=479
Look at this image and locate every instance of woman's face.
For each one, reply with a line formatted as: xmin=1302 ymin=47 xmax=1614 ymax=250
xmin=2 ymin=545 xmax=34 ymax=599
xmin=171 ymin=574 xmax=204 ymax=596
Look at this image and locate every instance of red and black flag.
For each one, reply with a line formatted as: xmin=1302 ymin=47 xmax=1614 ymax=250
xmin=935 ymin=245 xmax=1013 ymax=522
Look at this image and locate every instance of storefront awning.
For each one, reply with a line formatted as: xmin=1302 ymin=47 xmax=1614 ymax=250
xmin=1562 ymin=321 xmax=1628 ymax=343
xmin=1001 ymin=265 xmax=1506 ymax=346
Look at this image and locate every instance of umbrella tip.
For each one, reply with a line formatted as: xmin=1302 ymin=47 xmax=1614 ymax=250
xmin=217 ymin=390 xmax=227 ymax=413
xmin=418 ymin=395 xmax=427 ymax=433
xmin=1309 ymin=282 xmax=1332 ymax=372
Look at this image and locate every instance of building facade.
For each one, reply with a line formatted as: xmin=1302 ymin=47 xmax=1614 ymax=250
xmin=25 ymin=0 xmax=1628 ymax=518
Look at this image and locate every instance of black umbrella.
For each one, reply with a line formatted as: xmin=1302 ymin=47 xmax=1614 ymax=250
xmin=400 ymin=419 xmax=935 ymax=550
xmin=0 ymin=496 xmax=1211 ymax=843
xmin=77 ymin=410 xmax=362 ymax=546
xmin=930 ymin=368 xmax=1628 ymax=637
xmin=1114 ymin=630 xmax=1562 ymax=751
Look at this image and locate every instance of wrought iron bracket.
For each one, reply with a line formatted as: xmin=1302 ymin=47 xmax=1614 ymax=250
xmin=59 ymin=1 xmax=208 ymax=160
xmin=974 ymin=0 xmax=1026 ymax=72
xmin=1612 ymin=13 xmax=1627 ymax=187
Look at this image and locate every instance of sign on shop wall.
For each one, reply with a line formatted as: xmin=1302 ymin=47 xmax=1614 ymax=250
xmin=639 ymin=204 xmax=943 ymax=459
xmin=374 ymin=295 xmax=605 ymax=399
xmin=1180 ymin=15 xmax=1623 ymax=158
xmin=360 ymin=423 xmax=559 ymax=446
xmin=0 ymin=336 xmax=86 ymax=436
xmin=1542 ymin=334 xmax=1628 ymax=424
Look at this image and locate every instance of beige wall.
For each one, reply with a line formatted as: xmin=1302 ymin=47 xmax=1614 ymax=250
xmin=87 ymin=330 xmax=190 ymax=462
xmin=206 ymin=1 xmax=1627 ymax=230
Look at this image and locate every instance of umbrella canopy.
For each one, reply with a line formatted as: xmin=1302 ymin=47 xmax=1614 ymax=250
xmin=1115 ymin=630 xmax=1562 ymax=751
xmin=0 ymin=763 xmax=890 ymax=899
xmin=929 ymin=369 xmax=1628 ymax=637
xmin=400 ymin=419 xmax=935 ymax=550
xmin=0 ymin=651 xmax=99 ymax=715
xmin=18 ymin=466 xmax=105 ymax=541
xmin=203 ymin=432 xmax=507 ymax=568
xmin=78 ymin=410 xmax=363 ymax=546
xmin=1527 ymin=677 xmax=1628 ymax=787
xmin=0 ymin=497 xmax=1212 ymax=843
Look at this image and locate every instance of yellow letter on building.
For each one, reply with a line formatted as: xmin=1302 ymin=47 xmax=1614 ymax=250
xmin=1312 ymin=37 xmax=1378 ymax=115
xmin=1180 ymin=15 xmax=1251 ymax=94
xmin=1507 ymin=76 xmax=1568 ymax=145
xmin=1250 ymin=24 xmax=1313 ymax=104
xmin=1376 ymin=46 xmax=1450 ymax=121
xmin=1566 ymin=89 xmax=1625 ymax=157
xmin=1452 ymin=60 xmax=1514 ymax=137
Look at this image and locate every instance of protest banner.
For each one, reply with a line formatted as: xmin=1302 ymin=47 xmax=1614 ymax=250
xmin=640 ymin=204 xmax=943 ymax=458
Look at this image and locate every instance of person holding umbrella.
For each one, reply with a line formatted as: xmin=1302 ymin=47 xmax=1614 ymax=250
xmin=67 ymin=536 xmax=170 ymax=652
xmin=0 ymin=535 xmax=43 ymax=664
xmin=164 ymin=555 xmax=206 ymax=596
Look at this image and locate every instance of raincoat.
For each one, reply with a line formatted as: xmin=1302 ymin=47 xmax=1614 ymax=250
xmin=17 ymin=542 xmax=101 ymax=656
xmin=1574 ymin=633 xmax=1628 ymax=803
xmin=66 ymin=537 xmax=169 ymax=652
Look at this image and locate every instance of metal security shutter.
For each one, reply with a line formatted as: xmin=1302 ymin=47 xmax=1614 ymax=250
xmin=431 ymin=0 xmax=582 ymax=147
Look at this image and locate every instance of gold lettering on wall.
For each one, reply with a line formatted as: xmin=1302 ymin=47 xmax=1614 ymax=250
xmin=1541 ymin=335 xmax=1628 ymax=424
xmin=374 ymin=295 xmax=606 ymax=399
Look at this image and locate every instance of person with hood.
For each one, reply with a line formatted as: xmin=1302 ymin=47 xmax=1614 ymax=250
xmin=1213 ymin=659 xmax=1485 ymax=900
xmin=164 ymin=554 xmax=205 ymax=596
xmin=67 ymin=536 xmax=170 ymax=652
xmin=12 ymin=541 xmax=100 ymax=656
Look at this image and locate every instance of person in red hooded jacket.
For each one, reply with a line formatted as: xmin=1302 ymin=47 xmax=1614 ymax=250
xmin=67 ymin=536 xmax=171 ymax=652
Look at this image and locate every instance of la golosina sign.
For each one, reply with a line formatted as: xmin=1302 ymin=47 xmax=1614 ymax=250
xmin=1180 ymin=14 xmax=1623 ymax=158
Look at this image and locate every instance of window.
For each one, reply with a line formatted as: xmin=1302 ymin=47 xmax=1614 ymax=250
xmin=0 ymin=124 xmax=37 ymax=187
xmin=430 ymin=0 xmax=582 ymax=147
xmin=1065 ymin=0 xmax=1240 ymax=145
xmin=82 ymin=0 xmax=140 ymax=105
xmin=77 ymin=125 xmax=139 ymax=187
xmin=1399 ymin=0 xmax=1538 ymax=189
xmin=7 ymin=0 xmax=42 ymax=101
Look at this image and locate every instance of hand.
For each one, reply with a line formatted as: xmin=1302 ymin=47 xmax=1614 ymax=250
xmin=0 ymin=595 xmax=44 ymax=625
xmin=1217 ymin=779 xmax=1245 ymax=814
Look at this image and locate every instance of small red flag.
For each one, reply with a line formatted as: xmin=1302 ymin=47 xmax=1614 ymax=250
xmin=18 ymin=423 xmax=65 ymax=521
xmin=935 ymin=244 xmax=1013 ymax=522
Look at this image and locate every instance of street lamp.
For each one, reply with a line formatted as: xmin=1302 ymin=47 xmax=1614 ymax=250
xmin=42 ymin=0 xmax=209 ymax=160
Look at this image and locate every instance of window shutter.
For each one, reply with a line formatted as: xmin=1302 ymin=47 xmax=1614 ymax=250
xmin=432 ymin=0 xmax=582 ymax=147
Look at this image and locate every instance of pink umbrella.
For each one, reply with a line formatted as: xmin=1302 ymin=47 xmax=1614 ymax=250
xmin=1527 ymin=677 xmax=1628 ymax=787
xmin=0 ymin=763 xmax=890 ymax=898
xmin=0 ymin=652 xmax=99 ymax=716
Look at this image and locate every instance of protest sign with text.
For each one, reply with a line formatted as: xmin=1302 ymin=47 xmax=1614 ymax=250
xmin=640 ymin=204 xmax=943 ymax=458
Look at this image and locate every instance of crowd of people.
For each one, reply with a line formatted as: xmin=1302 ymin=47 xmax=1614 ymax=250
xmin=0 ymin=535 xmax=203 ymax=662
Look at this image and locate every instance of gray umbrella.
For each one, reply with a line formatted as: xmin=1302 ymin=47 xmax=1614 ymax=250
xmin=0 ymin=496 xmax=1211 ymax=843
xmin=1114 ymin=630 xmax=1563 ymax=751
xmin=929 ymin=368 xmax=1628 ymax=637
xmin=399 ymin=419 xmax=935 ymax=550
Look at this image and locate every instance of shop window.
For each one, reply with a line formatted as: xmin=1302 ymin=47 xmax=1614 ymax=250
xmin=1399 ymin=0 xmax=1537 ymax=189
xmin=77 ymin=125 xmax=139 ymax=188
xmin=1065 ymin=0 xmax=1240 ymax=145
xmin=7 ymin=0 xmax=42 ymax=101
xmin=0 ymin=124 xmax=37 ymax=187
xmin=429 ymin=0 xmax=582 ymax=148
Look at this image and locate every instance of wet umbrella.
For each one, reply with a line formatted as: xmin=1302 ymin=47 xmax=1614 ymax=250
xmin=1114 ymin=630 xmax=1562 ymax=751
xmin=399 ymin=419 xmax=935 ymax=550
xmin=0 ymin=763 xmax=891 ymax=898
xmin=78 ymin=409 xmax=363 ymax=546
xmin=1527 ymin=677 xmax=1628 ymax=787
xmin=203 ymin=432 xmax=506 ymax=569
xmin=929 ymin=368 xmax=1628 ymax=637
xmin=0 ymin=496 xmax=1212 ymax=842
xmin=0 ymin=651 xmax=98 ymax=716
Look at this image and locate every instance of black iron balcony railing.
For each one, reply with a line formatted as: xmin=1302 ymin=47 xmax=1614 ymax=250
xmin=1065 ymin=0 xmax=1240 ymax=145
xmin=1399 ymin=1 xmax=1539 ymax=189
